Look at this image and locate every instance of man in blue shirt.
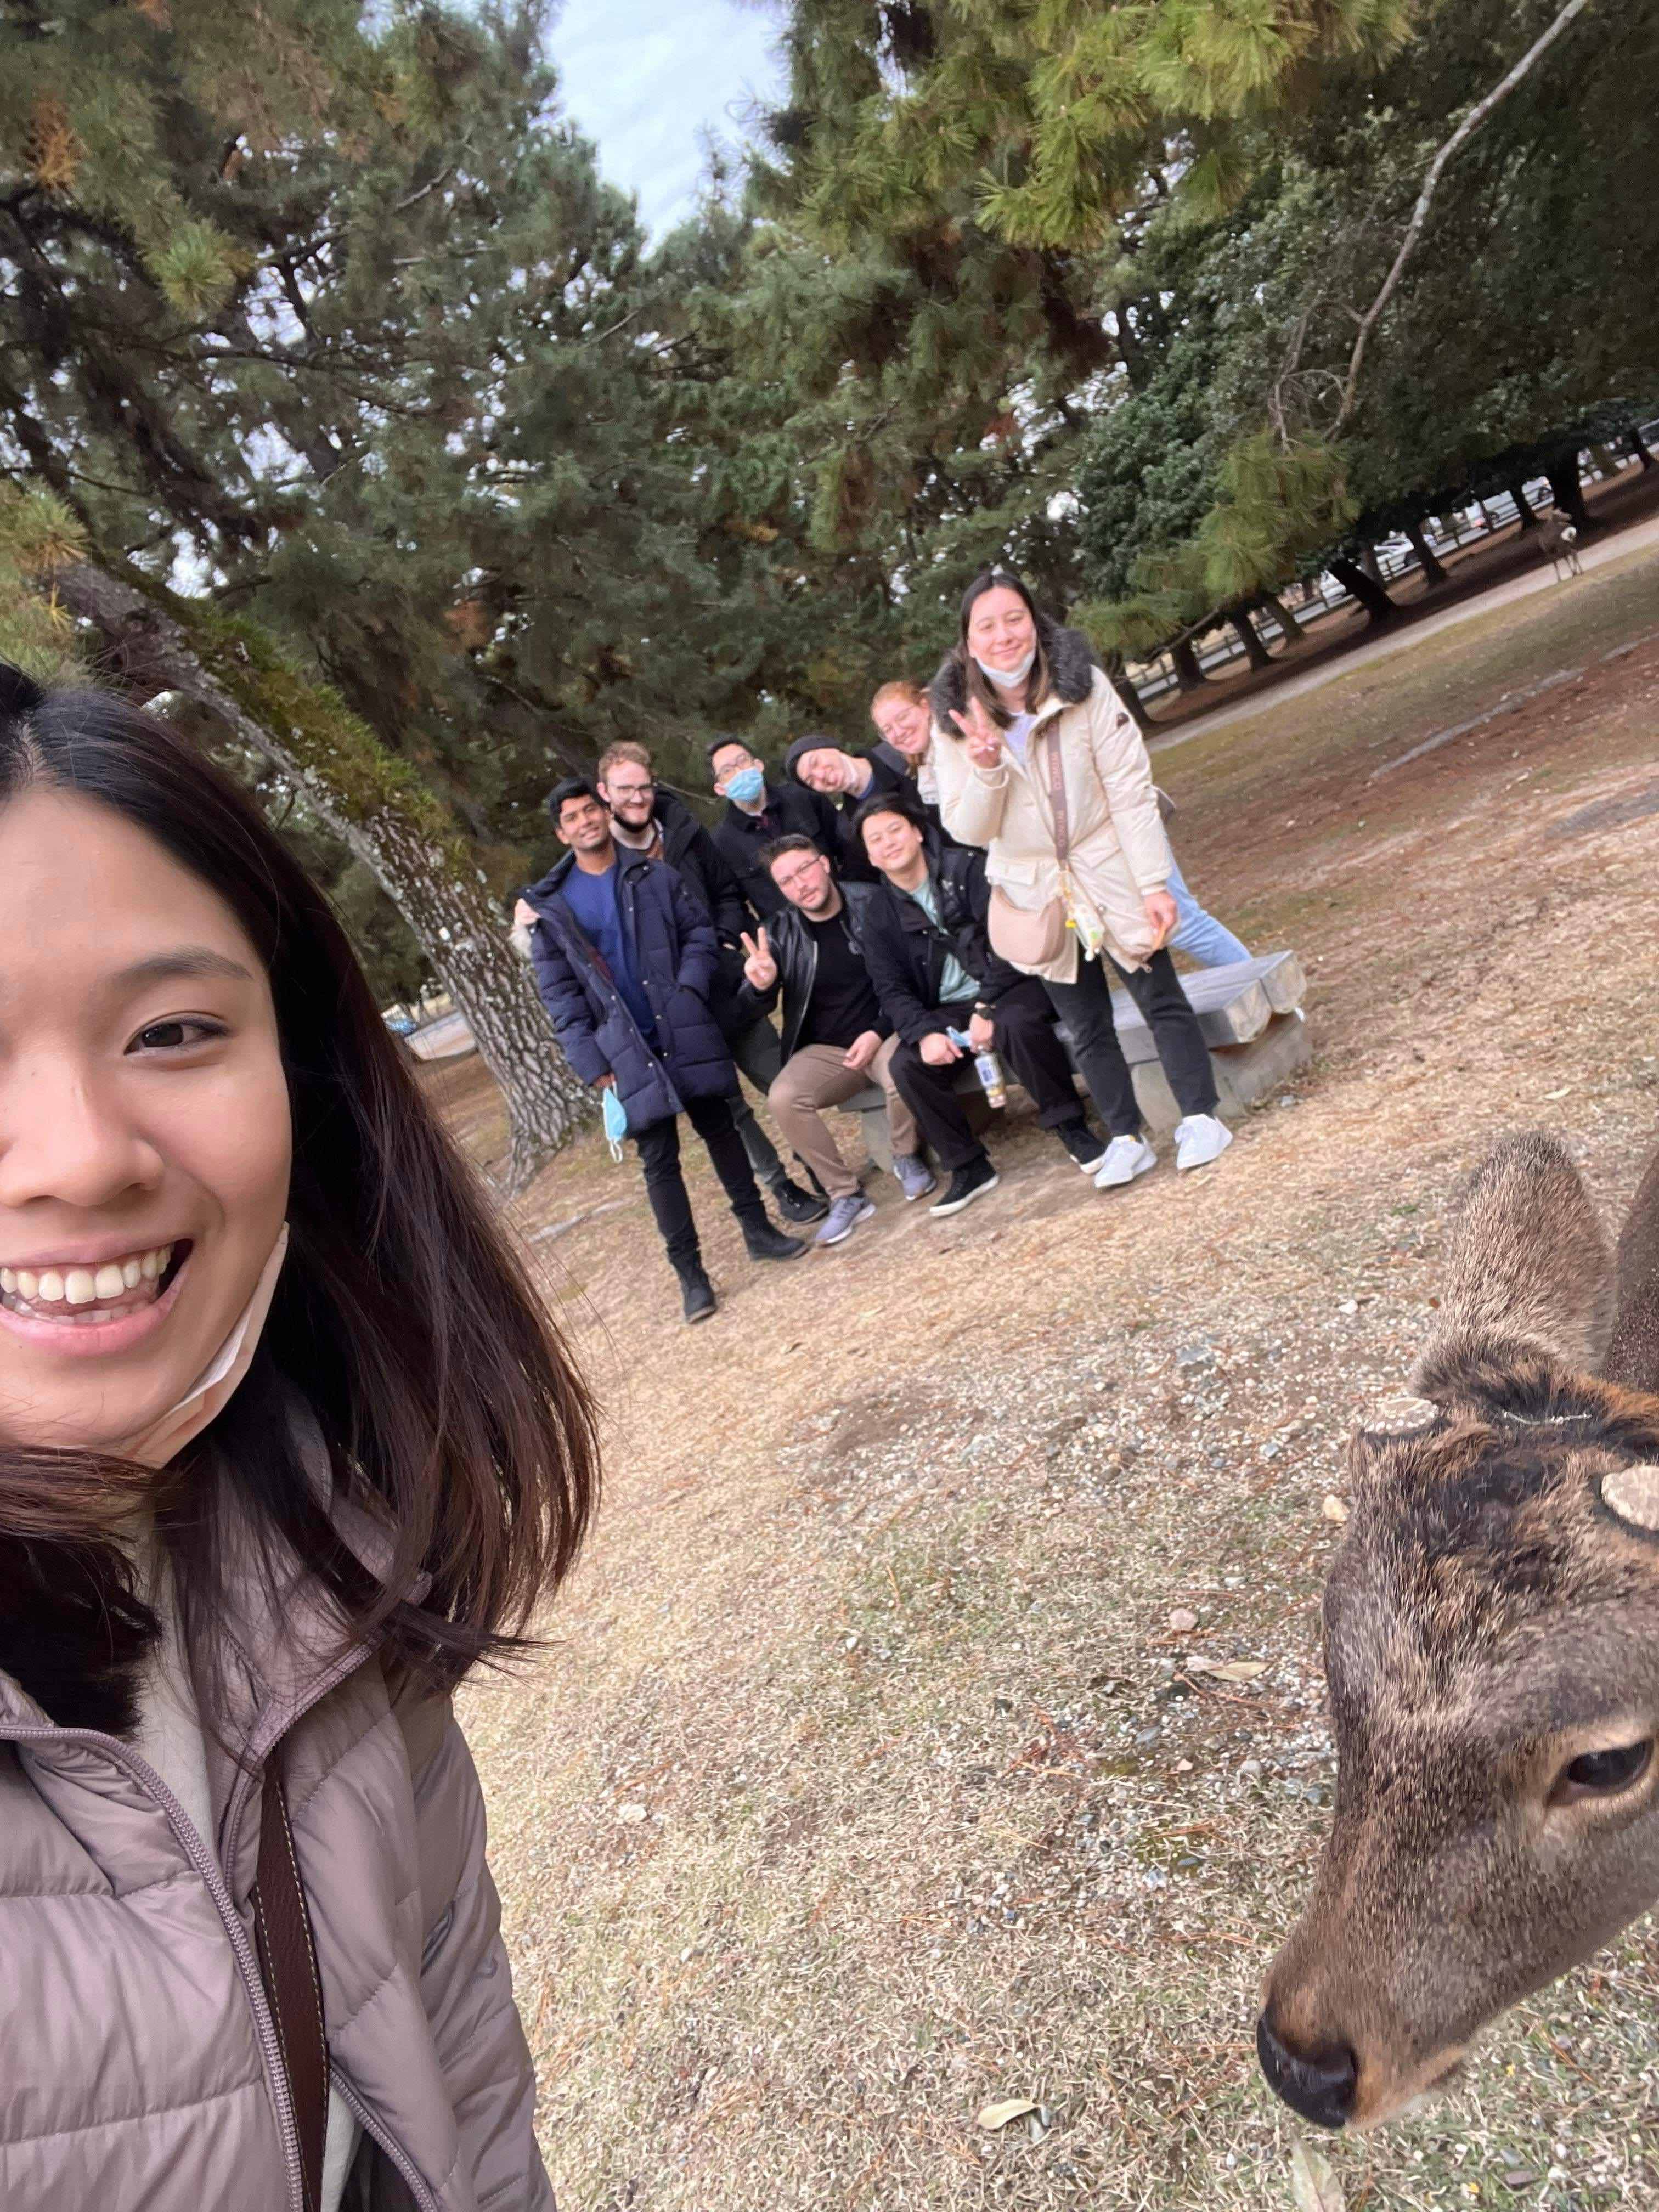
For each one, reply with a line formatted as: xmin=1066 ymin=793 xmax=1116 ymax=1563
xmin=522 ymin=780 xmax=805 ymax=1322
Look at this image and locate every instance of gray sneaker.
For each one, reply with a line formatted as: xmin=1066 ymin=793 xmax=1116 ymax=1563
xmin=893 ymin=1153 xmax=937 ymax=1202
xmin=815 ymin=1194 xmax=876 ymax=1248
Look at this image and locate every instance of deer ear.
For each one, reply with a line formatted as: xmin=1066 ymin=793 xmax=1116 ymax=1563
xmin=1412 ymin=1133 xmax=1615 ymax=1398
xmin=1600 ymin=1465 xmax=1659 ymax=1534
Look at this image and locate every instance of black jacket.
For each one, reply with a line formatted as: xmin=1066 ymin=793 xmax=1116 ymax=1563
xmin=736 ymin=882 xmax=885 ymax=1063
xmin=859 ymin=840 xmax=1026 ymax=1045
xmin=649 ymin=789 xmax=752 ymax=949
xmin=522 ymin=851 xmax=734 ymax=1132
xmin=712 ymin=779 xmax=868 ymax=918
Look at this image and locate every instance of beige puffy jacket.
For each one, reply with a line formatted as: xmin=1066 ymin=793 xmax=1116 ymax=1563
xmin=930 ymin=622 xmax=1173 ymax=984
xmin=0 ymin=1430 xmax=554 ymax=2212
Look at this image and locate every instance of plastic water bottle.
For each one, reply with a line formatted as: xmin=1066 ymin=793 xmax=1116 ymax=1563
xmin=947 ymin=1026 xmax=1007 ymax=1108
xmin=974 ymin=1047 xmax=1007 ymax=1109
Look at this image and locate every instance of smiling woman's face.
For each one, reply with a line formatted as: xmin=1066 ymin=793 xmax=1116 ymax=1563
xmin=0 ymin=789 xmax=292 ymax=1455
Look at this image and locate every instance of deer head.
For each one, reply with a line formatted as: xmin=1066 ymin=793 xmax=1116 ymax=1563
xmin=1258 ymin=1132 xmax=1659 ymax=2130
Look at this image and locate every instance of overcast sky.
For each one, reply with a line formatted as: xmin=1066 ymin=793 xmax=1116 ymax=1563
xmin=551 ymin=0 xmax=785 ymax=235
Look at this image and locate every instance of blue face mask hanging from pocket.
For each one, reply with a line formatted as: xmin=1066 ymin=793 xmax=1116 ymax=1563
xmin=602 ymin=1085 xmax=629 ymax=1162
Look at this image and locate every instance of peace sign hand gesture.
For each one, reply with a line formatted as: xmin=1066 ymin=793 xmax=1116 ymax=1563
xmin=949 ymin=693 xmax=1003 ymax=769
xmin=741 ymin=926 xmax=777 ymax=991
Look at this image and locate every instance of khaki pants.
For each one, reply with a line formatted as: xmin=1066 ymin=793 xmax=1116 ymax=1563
xmin=768 ymin=1040 xmax=919 ymax=1199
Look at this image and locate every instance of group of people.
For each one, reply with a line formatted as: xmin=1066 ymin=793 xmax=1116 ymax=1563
xmin=0 ymin=602 xmax=1251 ymax=2204
xmin=516 ymin=569 xmax=1253 ymax=1324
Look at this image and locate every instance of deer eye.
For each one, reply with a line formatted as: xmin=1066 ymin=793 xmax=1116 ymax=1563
xmin=1551 ymin=1741 xmax=1654 ymax=1805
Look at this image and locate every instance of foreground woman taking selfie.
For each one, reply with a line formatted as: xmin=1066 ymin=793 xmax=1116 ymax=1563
xmin=0 ymin=667 xmax=597 ymax=2209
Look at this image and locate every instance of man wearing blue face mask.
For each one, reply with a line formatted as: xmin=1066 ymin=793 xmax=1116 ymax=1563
xmin=709 ymin=736 xmax=866 ymax=919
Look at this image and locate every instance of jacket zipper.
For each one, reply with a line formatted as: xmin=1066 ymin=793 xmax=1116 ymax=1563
xmin=2 ymin=1721 xmax=308 ymax=2212
xmin=333 ymin=2074 xmax=443 ymax=2212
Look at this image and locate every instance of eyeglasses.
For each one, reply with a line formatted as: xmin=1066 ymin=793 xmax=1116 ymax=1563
xmin=608 ymin=780 xmax=654 ymax=798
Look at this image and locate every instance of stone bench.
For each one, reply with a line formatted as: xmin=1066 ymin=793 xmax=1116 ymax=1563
xmin=836 ymin=951 xmax=1310 ymax=1169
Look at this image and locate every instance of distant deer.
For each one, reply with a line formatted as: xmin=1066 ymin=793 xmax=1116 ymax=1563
xmin=1538 ymin=510 xmax=1584 ymax=581
xmin=1258 ymin=1131 xmax=1659 ymax=2131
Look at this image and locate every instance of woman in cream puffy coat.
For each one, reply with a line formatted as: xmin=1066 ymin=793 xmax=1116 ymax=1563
xmin=930 ymin=569 xmax=1233 ymax=1185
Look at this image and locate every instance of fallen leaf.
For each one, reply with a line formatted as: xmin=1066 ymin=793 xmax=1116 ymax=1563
xmin=1168 ymin=1606 xmax=1199 ymax=1634
xmin=1186 ymin=1658 xmax=1269 ymax=1683
xmin=617 ymin=1802 xmax=648 ymax=1824
xmin=977 ymin=2097 xmax=1039 ymax=2131
xmin=1290 ymin=2139 xmax=1346 ymax=2212
xmin=1322 ymin=1494 xmax=1349 ymax=1525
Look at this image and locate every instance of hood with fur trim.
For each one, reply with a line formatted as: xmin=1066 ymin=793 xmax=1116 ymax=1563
xmin=929 ymin=614 xmax=1098 ymax=731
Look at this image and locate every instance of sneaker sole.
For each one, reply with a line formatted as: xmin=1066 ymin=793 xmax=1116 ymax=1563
xmin=748 ymin=1244 xmax=809 ymax=1261
xmin=930 ymin=1172 xmax=1000 ymax=1217
xmin=1176 ymin=1132 xmax=1234 ymax=1172
xmin=1095 ymin=1151 xmax=1158 ymax=1190
xmin=899 ymin=1178 xmax=937 ymax=1203
xmin=816 ymin=1203 xmax=876 ymax=1248
xmin=1071 ymin=1152 xmax=1109 ymax=1176
xmin=684 ymin=1304 xmax=717 ymax=1324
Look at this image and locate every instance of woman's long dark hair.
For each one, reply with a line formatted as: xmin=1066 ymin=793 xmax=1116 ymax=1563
xmin=0 ymin=664 xmax=599 ymax=1719
xmin=947 ymin=567 xmax=1054 ymax=733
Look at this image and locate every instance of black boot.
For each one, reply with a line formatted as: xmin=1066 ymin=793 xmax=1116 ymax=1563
xmin=675 ymin=1261 xmax=717 ymax=1323
xmin=769 ymin=1175 xmax=830 ymax=1225
xmin=744 ymin=1221 xmax=808 ymax=1263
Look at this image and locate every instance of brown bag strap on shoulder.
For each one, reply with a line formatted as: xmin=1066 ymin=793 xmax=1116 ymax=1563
xmin=252 ymin=1745 xmax=330 ymax=2212
xmin=1040 ymin=721 xmax=1070 ymax=868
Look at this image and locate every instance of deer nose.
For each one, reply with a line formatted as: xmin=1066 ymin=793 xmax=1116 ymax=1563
xmin=1256 ymin=2011 xmax=1358 ymax=2129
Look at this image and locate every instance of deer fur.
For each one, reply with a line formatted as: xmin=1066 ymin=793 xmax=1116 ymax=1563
xmin=1260 ymin=1131 xmax=1659 ymax=2129
xmin=1538 ymin=511 xmax=1584 ymax=581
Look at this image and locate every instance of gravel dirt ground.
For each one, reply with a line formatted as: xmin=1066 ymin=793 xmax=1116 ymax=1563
xmin=422 ymin=538 xmax=1659 ymax=2212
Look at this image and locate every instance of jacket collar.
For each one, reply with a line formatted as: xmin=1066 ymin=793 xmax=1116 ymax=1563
xmin=0 ymin=1395 xmax=411 ymax=1763
xmin=522 ymin=846 xmax=650 ymax=918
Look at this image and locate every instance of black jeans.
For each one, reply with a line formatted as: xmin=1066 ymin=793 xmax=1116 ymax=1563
xmin=889 ymin=980 xmax=1087 ymax=1173
xmin=634 ymin=1092 xmax=769 ymax=1270
xmin=726 ymin=1015 xmax=787 ymax=1186
xmin=1043 ymin=949 xmax=1217 ymax=1137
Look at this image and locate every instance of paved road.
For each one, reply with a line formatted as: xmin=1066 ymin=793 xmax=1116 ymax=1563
xmin=1150 ymin=512 xmax=1659 ymax=754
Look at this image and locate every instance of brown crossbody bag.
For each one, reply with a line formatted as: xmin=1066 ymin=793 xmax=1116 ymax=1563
xmin=252 ymin=1745 xmax=330 ymax=2212
xmin=986 ymin=723 xmax=1072 ymax=968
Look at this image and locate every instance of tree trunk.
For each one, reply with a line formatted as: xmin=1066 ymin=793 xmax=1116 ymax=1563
xmin=1102 ymin=650 xmax=1150 ymax=731
xmin=1358 ymin=542 xmax=1385 ymax=584
xmin=1404 ymin=520 xmax=1448 ymax=586
xmin=1508 ymin=477 xmax=1539 ymax=529
xmin=49 ymin=558 xmax=589 ymax=1193
xmin=1261 ymin=590 xmax=1306 ymax=644
xmin=1545 ymin=454 xmax=1593 ymax=534
xmin=1328 ymin=557 xmax=1398 ymax=625
xmin=1170 ymin=637 xmax=1207 ymax=691
xmin=1229 ymin=605 xmax=1274 ymax=672
xmin=1628 ymin=424 xmax=1655 ymax=471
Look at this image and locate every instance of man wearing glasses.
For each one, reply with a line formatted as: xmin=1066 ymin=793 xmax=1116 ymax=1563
xmin=594 ymin=741 xmax=825 ymax=1227
xmin=737 ymin=834 xmax=936 ymax=1249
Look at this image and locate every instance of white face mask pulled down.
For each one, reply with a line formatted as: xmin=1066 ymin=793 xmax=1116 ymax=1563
xmin=973 ymin=647 xmax=1037 ymax=690
xmin=119 ymin=1224 xmax=290 ymax=1470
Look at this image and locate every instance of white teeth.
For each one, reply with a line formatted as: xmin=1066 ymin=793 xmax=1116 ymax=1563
xmin=2 ymin=1244 xmax=178 ymax=1311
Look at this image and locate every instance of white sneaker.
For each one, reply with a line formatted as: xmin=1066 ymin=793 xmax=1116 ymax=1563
xmin=1094 ymin=1135 xmax=1158 ymax=1189
xmin=1175 ymin=1113 xmax=1233 ymax=1171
